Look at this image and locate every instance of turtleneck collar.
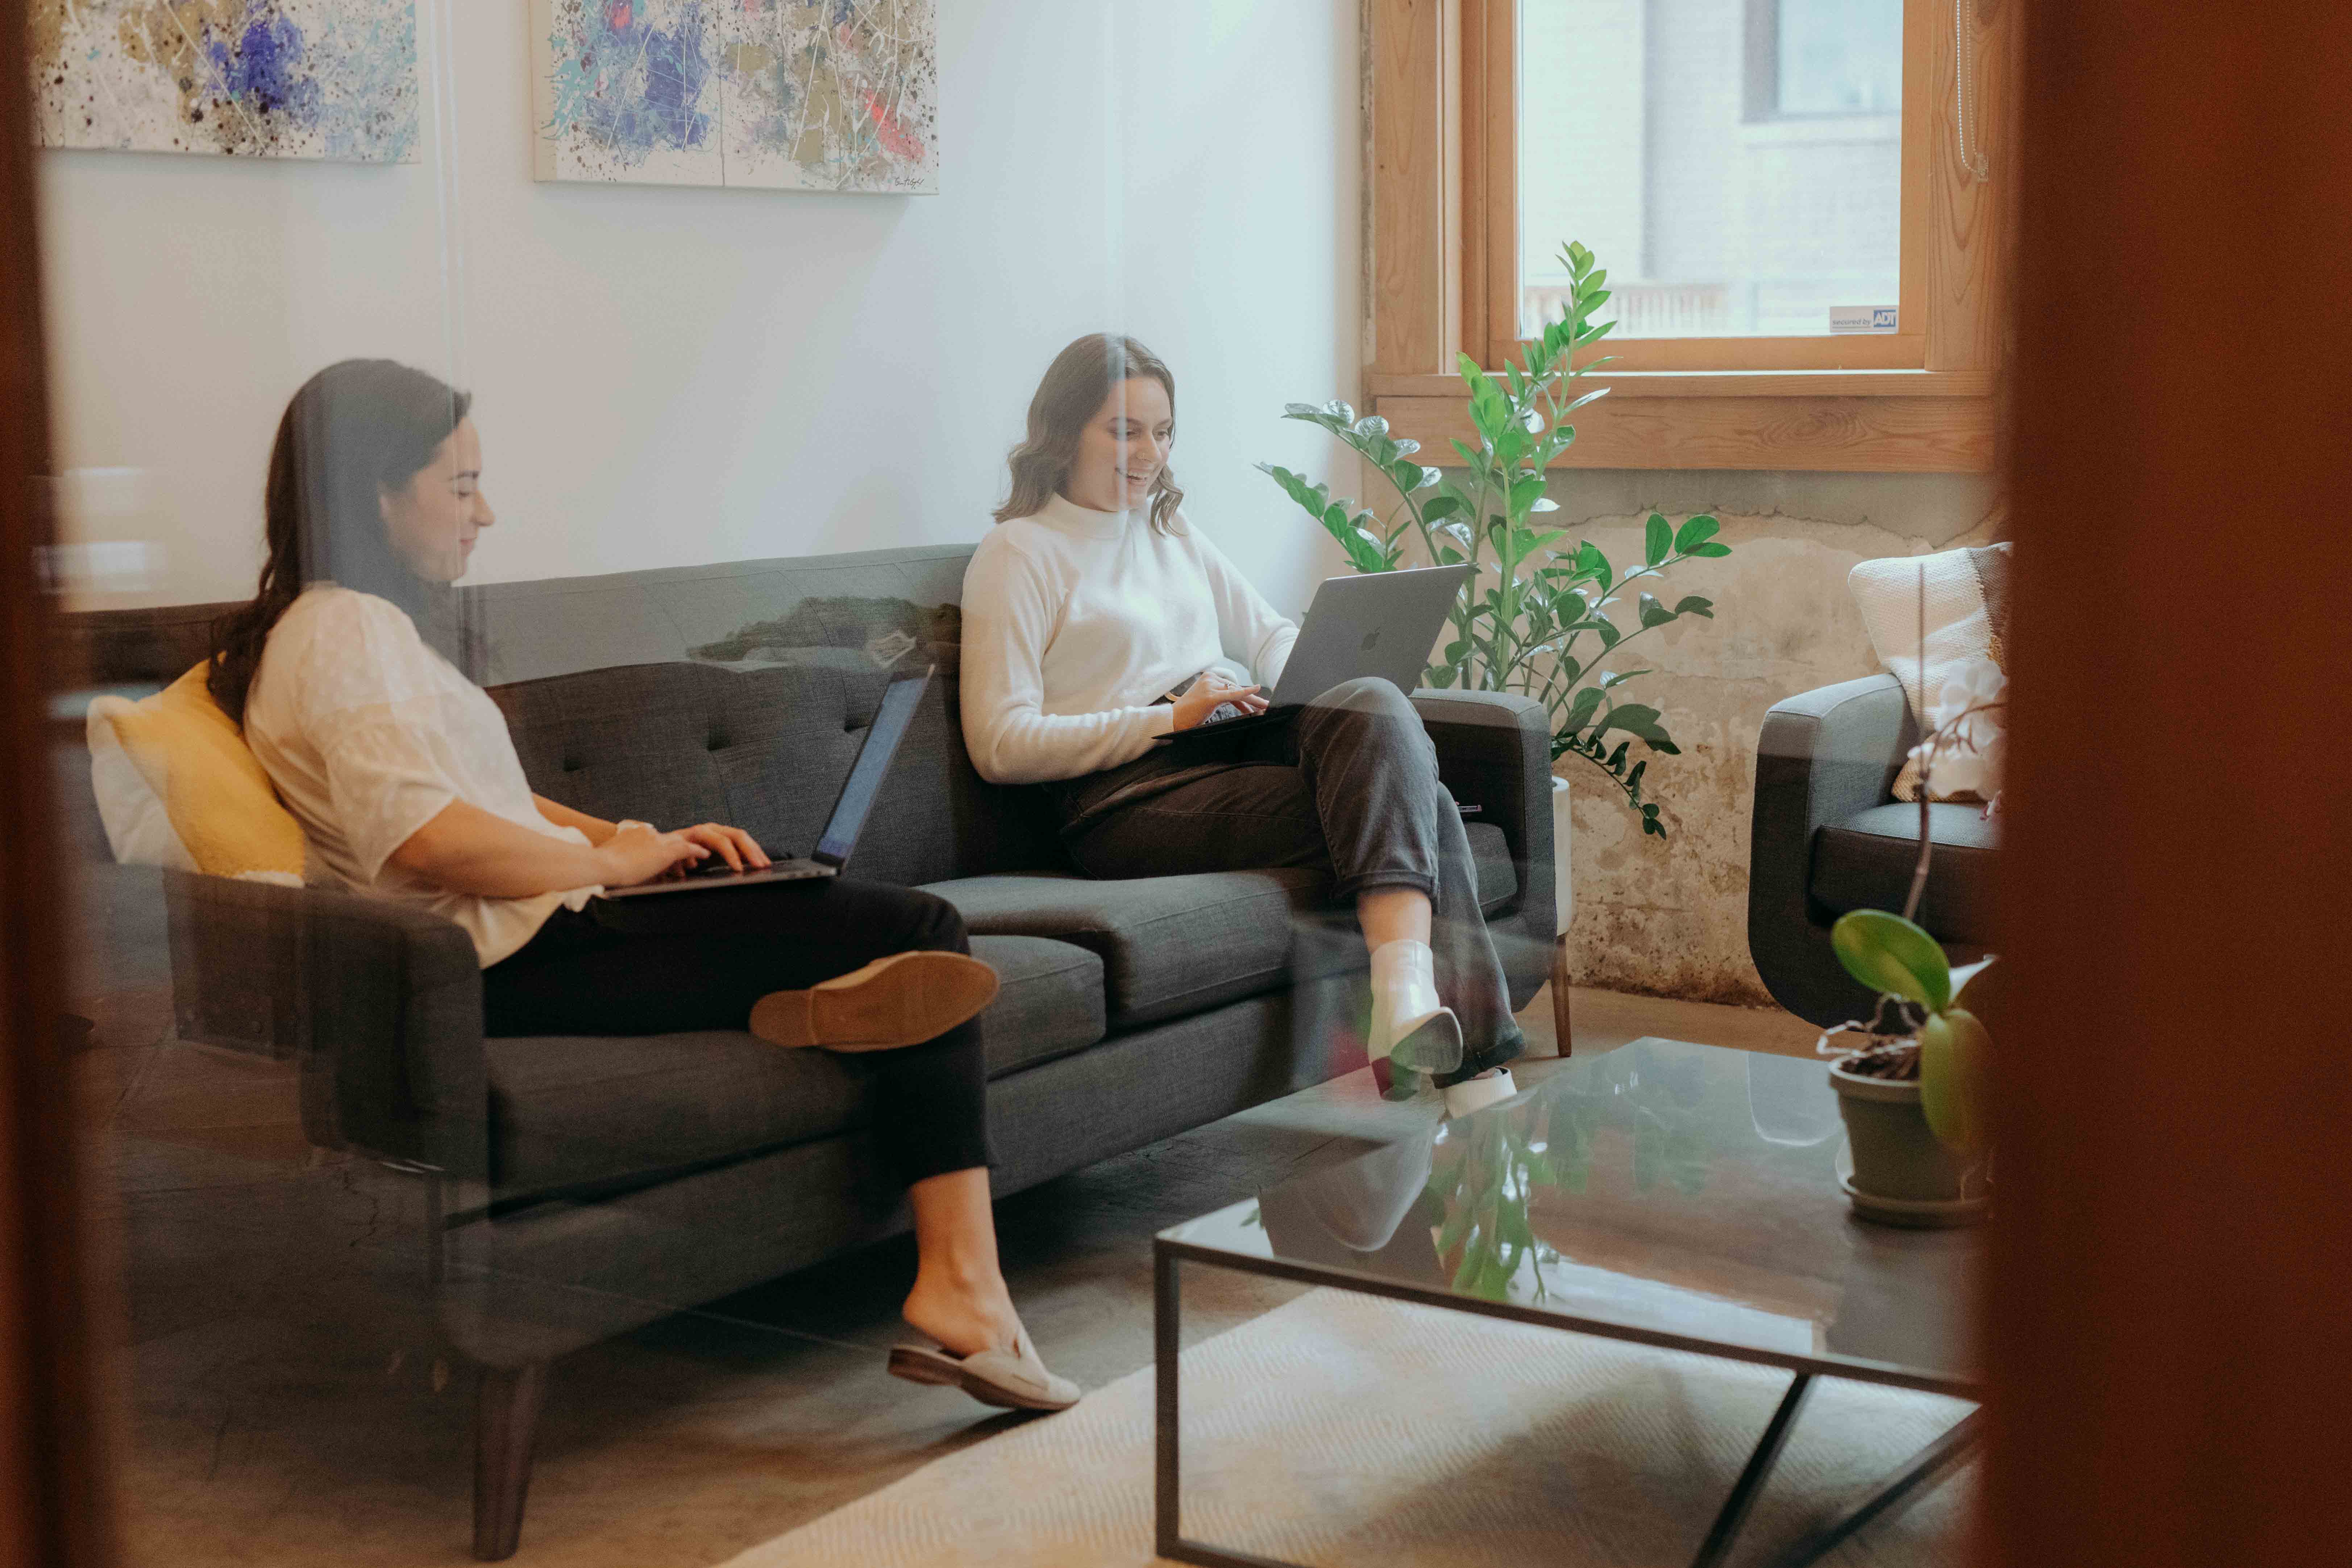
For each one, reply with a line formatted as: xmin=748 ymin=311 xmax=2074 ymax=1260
xmin=1035 ymin=490 xmax=1133 ymax=540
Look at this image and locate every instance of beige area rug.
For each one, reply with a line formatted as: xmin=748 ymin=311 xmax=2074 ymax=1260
xmin=724 ymin=1288 xmax=1974 ymax=1568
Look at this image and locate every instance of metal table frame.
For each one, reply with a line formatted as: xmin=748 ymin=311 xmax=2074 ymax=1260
xmin=1154 ymin=1239 xmax=1982 ymax=1568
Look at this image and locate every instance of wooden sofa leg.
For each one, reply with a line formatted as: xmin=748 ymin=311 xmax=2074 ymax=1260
xmin=473 ymin=1361 xmax=549 ymax=1561
xmin=1550 ymin=935 xmax=1574 ymax=1058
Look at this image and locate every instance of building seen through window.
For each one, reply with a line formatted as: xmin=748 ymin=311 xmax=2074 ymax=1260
xmin=1519 ymin=0 xmax=1903 ymax=339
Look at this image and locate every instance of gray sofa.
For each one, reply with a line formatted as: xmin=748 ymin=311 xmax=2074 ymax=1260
xmin=119 ymin=542 xmax=1555 ymax=1558
xmin=1746 ymin=671 xmax=1998 ymax=1026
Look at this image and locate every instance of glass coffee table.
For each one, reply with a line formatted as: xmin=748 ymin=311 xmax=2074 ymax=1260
xmin=1154 ymin=1038 xmax=1982 ymax=1568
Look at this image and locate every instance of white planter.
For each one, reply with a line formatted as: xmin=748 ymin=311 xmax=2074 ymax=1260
xmin=1550 ymin=774 xmax=1574 ymax=936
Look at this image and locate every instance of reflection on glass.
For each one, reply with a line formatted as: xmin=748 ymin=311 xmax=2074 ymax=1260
xmin=1748 ymin=1048 xmax=1844 ymax=1147
xmin=1179 ymin=1040 xmax=1977 ymax=1381
xmin=1518 ymin=0 xmax=1903 ymax=338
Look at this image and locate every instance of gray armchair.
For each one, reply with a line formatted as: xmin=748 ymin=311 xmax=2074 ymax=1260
xmin=1747 ymin=672 xmax=1999 ymax=1027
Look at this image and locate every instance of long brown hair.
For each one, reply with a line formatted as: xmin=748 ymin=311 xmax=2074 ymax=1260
xmin=994 ymin=334 xmax=1184 ymax=535
xmin=208 ymin=360 xmax=473 ymax=725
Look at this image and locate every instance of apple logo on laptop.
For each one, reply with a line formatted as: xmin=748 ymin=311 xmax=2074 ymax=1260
xmin=1360 ymin=630 xmax=1381 ymax=652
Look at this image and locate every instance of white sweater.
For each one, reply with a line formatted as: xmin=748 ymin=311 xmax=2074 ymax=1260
xmin=960 ymin=494 xmax=1298 ymax=784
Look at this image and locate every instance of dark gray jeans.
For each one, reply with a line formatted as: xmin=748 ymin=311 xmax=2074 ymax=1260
xmin=1049 ymin=677 xmax=1524 ymax=1082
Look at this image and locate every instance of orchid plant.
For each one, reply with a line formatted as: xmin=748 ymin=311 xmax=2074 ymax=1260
xmin=1821 ymin=577 xmax=2011 ymax=1153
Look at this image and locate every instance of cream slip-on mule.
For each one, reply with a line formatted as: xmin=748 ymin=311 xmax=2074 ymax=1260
xmin=888 ymin=1330 xmax=1082 ymax=1412
xmin=748 ymin=951 xmax=999 ymax=1052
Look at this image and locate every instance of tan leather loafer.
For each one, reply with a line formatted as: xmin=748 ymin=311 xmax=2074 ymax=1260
xmin=748 ymin=951 xmax=999 ymax=1052
xmin=886 ymin=1330 xmax=1081 ymax=1413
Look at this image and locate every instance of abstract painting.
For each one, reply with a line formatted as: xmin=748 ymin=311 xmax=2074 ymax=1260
xmin=29 ymin=1 xmax=419 ymax=163
xmin=531 ymin=0 xmax=938 ymax=192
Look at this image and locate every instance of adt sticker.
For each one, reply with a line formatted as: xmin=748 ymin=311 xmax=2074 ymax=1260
xmin=1831 ymin=306 xmax=1900 ymax=334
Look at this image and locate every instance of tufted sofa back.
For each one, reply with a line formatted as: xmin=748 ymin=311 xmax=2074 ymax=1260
xmin=471 ymin=543 xmax=1064 ymax=885
xmin=491 ymin=658 xmax=1063 ymax=885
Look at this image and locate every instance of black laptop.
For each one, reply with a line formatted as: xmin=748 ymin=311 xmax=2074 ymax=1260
xmin=601 ymin=667 xmax=931 ymax=898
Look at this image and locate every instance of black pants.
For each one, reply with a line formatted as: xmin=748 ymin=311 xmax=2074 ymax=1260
xmin=482 ymin=878 xmax=993 ymax=1184
xmin=1051 ymin=676 xmax=1524 ymax=1083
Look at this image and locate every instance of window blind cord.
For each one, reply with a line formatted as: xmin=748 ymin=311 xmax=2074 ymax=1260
xmin=1956 ymin=0 xmax=1992 ymax=183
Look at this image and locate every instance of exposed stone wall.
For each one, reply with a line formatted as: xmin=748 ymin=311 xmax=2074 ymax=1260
xmin=1537 ymin=469 xmax=2002 ymax=1006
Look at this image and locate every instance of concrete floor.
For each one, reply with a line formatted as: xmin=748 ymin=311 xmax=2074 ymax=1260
xmin=75 ymin=979 xmax=1820 ymax=1568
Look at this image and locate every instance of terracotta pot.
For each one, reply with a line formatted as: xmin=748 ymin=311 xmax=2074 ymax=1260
xmin=1828 ymin=1057 xmax=1988 ymax=1227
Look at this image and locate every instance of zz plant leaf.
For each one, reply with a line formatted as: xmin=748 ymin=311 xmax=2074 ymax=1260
xmin=1260 ymin=238 xmax=1732 ymax=838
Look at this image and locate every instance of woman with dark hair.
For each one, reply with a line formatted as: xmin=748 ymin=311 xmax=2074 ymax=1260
xmin=218 ymin=359 xmax=1077 ymax=1412
xmin=961 ymin=335 xmax=1524 ymax=1113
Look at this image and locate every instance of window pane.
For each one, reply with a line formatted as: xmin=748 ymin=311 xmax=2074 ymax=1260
xmin=1779 ymin=0 xmax=1903 ymax=115
xmin=1518 ymin=0 xmax=1903 ymax=341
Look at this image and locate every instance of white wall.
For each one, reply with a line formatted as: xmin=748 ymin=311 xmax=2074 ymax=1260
xmin=37 ymin=1 xmax=1359 ymax=616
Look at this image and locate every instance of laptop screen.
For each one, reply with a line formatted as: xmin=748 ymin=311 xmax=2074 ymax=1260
xmin=815 ymin=672 xmax=929 ymax=866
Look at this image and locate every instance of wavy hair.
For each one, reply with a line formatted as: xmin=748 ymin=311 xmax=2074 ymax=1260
xmin=207 ymin=359 xmax=473 ymax=725
xmin=994 ymin=334 xmax=1183 ymax=535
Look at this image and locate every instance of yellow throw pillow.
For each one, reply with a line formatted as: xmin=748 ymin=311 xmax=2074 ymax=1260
xmin=93 ymin=665 xmax=306 ymax=880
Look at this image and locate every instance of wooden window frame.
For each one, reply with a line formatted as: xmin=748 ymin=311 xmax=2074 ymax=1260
xmin=1368 ymin=0 xmax=2014 ymax=472
xmin=3 ymin=0 xmax=117 ymax=1560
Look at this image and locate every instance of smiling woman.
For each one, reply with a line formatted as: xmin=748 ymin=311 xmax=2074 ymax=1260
xmin=204 ymin=359 xmax=479 ymax=728
xmin=959 ymin=333 xmax=1530 ymax=1112
xmin=995 ymin=333 xmax=1188 ymax=536
xmin=194 ymin=359 xmax=1078 ymax=1429
xmin=379 ymin=416 xmax=494 ymax=583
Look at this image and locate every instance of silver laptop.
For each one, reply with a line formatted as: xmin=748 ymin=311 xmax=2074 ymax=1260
xmin=602 ymin=668 xmax=931 ymax=898
xmin=1153 ymin=564 xmax=1474 ymax=748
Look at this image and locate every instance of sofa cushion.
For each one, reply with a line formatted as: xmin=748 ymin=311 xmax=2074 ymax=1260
xmin=969 ymin=934 xmax=1109 ymax=1076
xmin=1811 ymin=802 xmax=1999 ymax=944
xmin=481 ymin=933 xmax=1104 ymax=1194
xmin=925 ymin=870 xmax=1332 ymax=1030
xmin=931 ymin=828 xmax=1520 ymax=1031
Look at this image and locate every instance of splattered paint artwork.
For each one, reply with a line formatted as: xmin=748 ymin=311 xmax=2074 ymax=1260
xmin=531 ymin=0 xmax=938 ymax=193
xmin=29 ymin=1 xmax=419 ymax=163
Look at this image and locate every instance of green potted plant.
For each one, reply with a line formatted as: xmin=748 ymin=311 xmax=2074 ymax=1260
xmin=1264 ymin=242 xmax=1730 ymax=1041
xmin=1259 ymin=240 xmax=1731 ymax=853
xmin=1824 ymin=915 xmax=1996 ymax=1224
xmin=1819 ymin=650 xmax=2007 ymax=1226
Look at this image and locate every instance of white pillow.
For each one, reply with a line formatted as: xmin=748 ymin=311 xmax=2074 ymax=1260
xmin=86 ymin=696 xmax=198 ymax=870
xmin=1848 ymin=543 xmax=2011 ymax=803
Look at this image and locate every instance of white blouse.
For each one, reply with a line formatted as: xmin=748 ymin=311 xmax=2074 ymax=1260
xmin=959 ymin=495 xmax=1298 ymax=784
xmin=244 ymin=586 xmax=597 ymax=967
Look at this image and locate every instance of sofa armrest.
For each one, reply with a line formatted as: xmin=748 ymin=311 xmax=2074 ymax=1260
xmin=1747 ymin=672 xmax=1915 ymax=1021
xmin=1411 ymin=687 xmax=1554 ymax=937
xmin=163 ymin=870 xmax=490 ymax=1177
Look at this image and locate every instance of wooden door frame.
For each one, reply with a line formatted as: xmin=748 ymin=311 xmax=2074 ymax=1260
xmin=1 ymin=0 xmax=115 ymax=1561
xmin=1988 ymin=1 xmax=2352 ymax=1563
